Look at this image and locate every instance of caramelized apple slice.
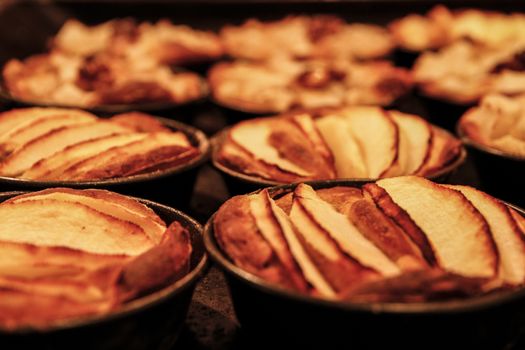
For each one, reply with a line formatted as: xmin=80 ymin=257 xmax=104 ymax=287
xmin=294 ymin=184 xmax=400 ymax=276
xmin=9 ymin=188 xmax=166 ymax=245
xmin=289 ymin=190 xmax=379 ymax=292
xmin=0 ymin=114 xmax=97 ymax=155
xmin=110 ymin=112 xmax=171 ymax=133
xmin=0 ymin=122 xmax=132 ymax=176
xmin=214 ymin=195 xmax=301 ymax=290
xmin=447 ymin=185 xmax=525 ymax=285
xmin=22 ymin=133 xmax=148 ymax=180
xmin=229 ymin=119 xmax=312 ymax=177
xmin=116 ymin=221 xmax=192 ymax=302
xmin=266 ymin=191 xmax=335 ymax=297
xmin=0 ymin=108 xmax=95 ymax=138
xmin=290 ymin=113 xmax=335 ymax=170
xmin=315 ymin=114 xmax=367 ymax=178
xmin=348 ymin=198 xmax=427 ymax=270
xmin=375 ymin=176 xmax=498 ymax=278
xmin=342 ymin=106 xmax=398 ymax=178
xmin=58 ymin=132 xmax=192 ymax=180
xmin=510 ymin=209 xmax=525 ymax=233
xmin=363 ymin=183 xmax=436 ymax=265
xmin=385 ymin=111 xmax=432 ymax=176
xmin=250 ymin=190 xmax=310 ymax=292
xmin=416 ymin=127 xmax=461 ymax=176
xmin=0 ymin=199 xmax=154 ymax=256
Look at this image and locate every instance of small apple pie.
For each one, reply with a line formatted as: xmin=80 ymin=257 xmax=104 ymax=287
xmin=413 ymin=40 xmax=525 ymax=104
xmin=0 ymin=188 xmax=192 ymax=330
xmin=214 ymin=176 xmax=525 ymax=302
xmin=215 ymin=106 xmax=462 ymax=182
xmin=221 ymin=15 xmax=394 ymax=61
xmin=459 ymin=94 xmax=525 ymax=158
xmin=3 ymin=51 xmax=205 ymax=107
xmin=52 ymin=19 xmax=224 ymax=66
xmin=390 ymin=6 xmax=525 ymax=52
xmin=0 ymin=108 xmax=201 ymax=181
xmin=209 ymin=58 xmax=412 ymax=113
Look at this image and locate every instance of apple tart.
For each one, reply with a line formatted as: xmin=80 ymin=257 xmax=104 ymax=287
xmin=52 ymin=19 xmax=224 ymax=66
xmin=220 ymin=15 xmax=394 ymax=61
xmin=459 ymin=94 xmax=525 ymax=158
xmin=214 ymin=176 xmax=525 ymax=302
xmin=215 ymin=106 xmax=462 ymax=182
xmin=3 ymin=51 xmax=205 ymax=107
xmin=390 ymin=6 xmax=525 ymax=52
xmin=0 ymin=188 xmax=192 ymax=330
xmin=413 ymin=40 xmax=525 ymax=104
xmin=209 ymin=58 xmax=412 ymax=113
xmin=0 ymin=108 xmax=201 ymax=181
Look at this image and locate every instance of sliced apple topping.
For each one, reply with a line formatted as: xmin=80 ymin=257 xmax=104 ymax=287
xmin=341 ymin=106 xmax=398 ymax=178
xmin=315 ymin=114 xmax=367 ymax=178
xmin=215 ymin=177 xmax=525 ymax=302
xmin=386 ymin=111 xmax=432 ymax=176
xmin=230 ymin=120 xmax=312 ymax=177
xmin=446 ymin=185 xmax=525 ymax=285
xmin=375 ymin=176 xmax=498 ymax=278
xmin=219 ymin=106 xmax=462 ymax=182
xmin=0 ymin=188 xmax=193 ymax=330
xmin=249 ymin=190 xmax=310 ymax=292
xmin=293 ymin=184 xmax=400 ymax=277
xmin=9 ymin=188 xmax=166 ymax=245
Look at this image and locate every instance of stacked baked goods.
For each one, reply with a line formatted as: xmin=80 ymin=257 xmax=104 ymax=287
xmin=459 ymin=94 xmax=525 ymax=158
xmin=214 ymin=176 xmax=525 ymax=302
xmin=215 ymin=106 xmax=462 ymax=182
xmin=209 ymin=58 xmax=412 ymax=113
xmin=390 ymin=6 xmax=525 ymax=104
xmin=0 ymin=108 xmax=201 ymax=181
xmin=2 ymin=19 xmax=222 ymax=107
xmin=209 ymin=15 xmax=412 ymax=113
xmin=390 ymin=6 xmax=525 ymax=52
xmin=220 ymin=15 xmax=394 ymax=60
xmin=0 ymin=188 xmax=192 ymax=330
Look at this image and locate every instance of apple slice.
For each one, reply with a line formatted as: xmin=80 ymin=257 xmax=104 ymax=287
xmin=22 ymin=133 xmax=149 ymax=180
xmin=385 ymin=111 xmax=432 ymax=176
xmin=375 ymin=176 xmax=498 ymax=278
xmin=510 ymin=209 xmax=525 ymax=234
xmin=342 ymin=106 xmax=398 ymax=178
xmin=347 ymin=198 xmax=427 ymax=270
xmin=0 ymin=113 xmax=97 ymax=156
xmin=0 ymin=108 xmax=95 ymax=138
xmin=315 ymin=114 xmax=367 ymax=178
xmin=363 ymin=183 xmax=436 ymax=265
xmin=289 ymin=190 xmax=380 ymax=293
xmin=229 ymin=119 xmax=312 ymax=177
xmin=293 ymin=184 xmax=400 ymax=277
xmin=58 ymin=132 xmax=192 ymax=180
xmin=214 ymin=195 xmax=301 ymax=290
xmin=290 ymin=113 xmax=335 ymax=171
xmin=446 ymin=185 xmax=525 ymax=285
xmin=9 ymin=188 xmax=166 ymax=245
xmin=416 ymin=126 xmax=461 ymax=176
xmin=250 ymin=190 xmax=310 ymax=292
xmin=0 ymin=199 xmax=154 ymax=256
xmin=266 ymin=191 xmax=335 ymax=297
xmin=0 ymin=122 xmax=133 ymax=176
